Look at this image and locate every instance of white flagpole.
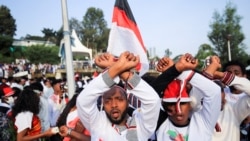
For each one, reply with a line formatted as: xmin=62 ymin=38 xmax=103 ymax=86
xmin=61 ymin=0 xmax=75 ymax=99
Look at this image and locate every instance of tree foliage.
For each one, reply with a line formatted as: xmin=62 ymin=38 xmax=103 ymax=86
xmin=24 ymin=34 xmax=44 ymax=41
xmin=164 ymin=48 xmax=172 ymax=57
xmin=41 ymin=28 xmax=58 ymax=43
xmin=82 ymin=7 xmax=109 ymax=55
xmin=24 ymin=45 xmax=60 ymax=64
xmin=195 ymin=44 xmax=217 ymax=70
xmin=0 ymin=5 xmax=16 ymax=56
xmin=208 ymin=3 xmax=248 ymax=65
xmin=69 ymin=18 xmax=83 ymax=39
xmin=55 ymin=27 xmax=63 ymax=46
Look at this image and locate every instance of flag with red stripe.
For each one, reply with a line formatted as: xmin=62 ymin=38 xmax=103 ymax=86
xmin=107 ymin=0 xmax=149 ymax=76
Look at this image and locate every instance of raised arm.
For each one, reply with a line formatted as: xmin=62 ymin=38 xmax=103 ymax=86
xmin=77 ymin=51 xmax=141 ymax=130
xmin=119 ymin=63 xmax=161 ymax=140
xmin=151 ymin=54 xmax=197 ymax=97
xmin=204 ymin=56 xmax=250 ymax=122
xmin=178 ymin=55 xmax=221 ymax=131
xmin=94 ymin=52 xmax=117 ymax=70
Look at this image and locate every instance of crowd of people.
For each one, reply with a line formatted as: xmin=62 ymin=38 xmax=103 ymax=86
xmin=0 ymin=51 xmax=250 ymax=141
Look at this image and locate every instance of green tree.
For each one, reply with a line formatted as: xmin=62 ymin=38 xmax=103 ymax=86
xmin=0 ymin=5 xmax=16 ymax=56
xmin=41 ymin=27 xmax=63 ymax=46
xmin=24 ymin=45 xmax=60 ymax=64
xmin=208 ymin=3 xmax=248 ymax=65
xmin=195 ymin=44 xmax=216 ymax=70
xmin=82 ymin=7 xmax=109 ymax=55
xmin=164 ymin=48 xmax=172 ymax=57
xmin=24 ymin=34 xmax=44 ymax=41
xmin=41 ymin=28 xmax=57 ymax=43
xmin=69 ymin=18 xmax=83 ymax=39
xmin=55 ymin=27 xmax=63 ymax=46
xmin=172 ymin=54 xmax=182 ymax=63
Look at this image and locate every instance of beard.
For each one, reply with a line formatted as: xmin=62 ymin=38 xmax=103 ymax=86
xmin=106 ymin=108 xmax=128 ymax=125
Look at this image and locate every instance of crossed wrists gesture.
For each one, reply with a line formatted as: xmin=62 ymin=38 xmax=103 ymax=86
xmin=95 ymin=51 xmax=139 ymax=81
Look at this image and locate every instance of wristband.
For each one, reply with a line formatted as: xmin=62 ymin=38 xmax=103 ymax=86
xmin=67 ymin=128 xmax=73 ymax=136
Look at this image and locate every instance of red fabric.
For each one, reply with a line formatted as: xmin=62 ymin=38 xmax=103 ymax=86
xmin=107 ymin=0 xmax=149 ymax=76
xmin=27 ymin=115 xmax=41 ymax=136
xmin=13 ymin=113 xmax=42 ymax=136
xmin=92 ymin=71 xmax=99 ymax=78
xmin=112 ymin=7 xmax=145 ymax=52
xmin=1 ymin=85 xmax=14 ymax=96
xmin=163 ymin=79 xmax=190 ymax=101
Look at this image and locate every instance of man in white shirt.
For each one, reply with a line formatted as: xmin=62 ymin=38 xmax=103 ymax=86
xmin=77 ymin=51 xmax=161 ymax=141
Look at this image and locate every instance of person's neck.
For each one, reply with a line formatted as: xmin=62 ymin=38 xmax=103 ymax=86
xmin=170 ymin=118 xmax=190 ymax=127
xmin=54 ymin=91 xmax=62 ymax=96
xmin=70 ymin=106 xmax=77 ymax=112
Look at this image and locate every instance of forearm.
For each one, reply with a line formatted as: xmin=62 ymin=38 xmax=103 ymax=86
xmin=76 ymin=73 xmax=114 ymax=130
xmin=228 ymin=76 xmax=250 ymax=95
xmin=17 ymin=132 xmax=47 ymax=141
xmin=189 ymin=72 xmax=221 ymax=129
xmin=107 ymin=61 xmax=124 ymax=79
xmin=127 ymin=74 xmax=161 ymax=135
xmin=150 ymin=65 xmax=180 ymax=95
xmin=68 ymin=130 xmax=91 ymax=141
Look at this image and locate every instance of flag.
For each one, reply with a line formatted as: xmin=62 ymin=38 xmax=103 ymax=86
xmin=58 ymin=39 xmax=66 ymax=64
xmin=107 ymin=0 xmax=149 ymax=76
xmin=58 ymin=30 xmax=76 ymax=65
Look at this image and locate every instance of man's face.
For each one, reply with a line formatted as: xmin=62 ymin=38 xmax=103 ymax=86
xmin=226 ymin=65 xmax=244 ymax=77
xmin=103 ymin=87 xmax=128 ymax=125
xmin=20 ymin=79 xmax=26 ymax=85
xmin=1 ymin=78 xmax=7 ymax=83
xmin=162 ymin=102 xmax=191 ymax=126
xmin=53 ymin=83 xmax=61 ymax=93
xmin=226 ymin=65 xmax=245 ymax=93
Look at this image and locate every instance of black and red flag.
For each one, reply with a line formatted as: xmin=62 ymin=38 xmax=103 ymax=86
xmin=107 ymin=0 xmax=149 ymax=76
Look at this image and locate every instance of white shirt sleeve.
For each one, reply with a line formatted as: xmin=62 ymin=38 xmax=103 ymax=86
xmin=15 ymin=111 xmax=33 ymax=133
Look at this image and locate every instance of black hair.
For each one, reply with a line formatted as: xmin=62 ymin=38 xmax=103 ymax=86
xmin=12 ymin=87 xmax=22 ymax=98
xmin=56 ymin=93 xmax=79 ymax=127
xmin=7 ymin=76 xmax=14 ymax=82
xmin=11 ymin=86 xmax=40 ymax=118
xmin=30 ymin=82 xmax=43 ymax=92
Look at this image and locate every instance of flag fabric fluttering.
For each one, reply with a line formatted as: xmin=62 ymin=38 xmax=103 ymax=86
xmin=58 ymin=31 xmax=76 ymax=65
xmin=58 ymin=39 xmax=66 ymax=65
xmin=107 ymin=0 xmax=149 ymax=76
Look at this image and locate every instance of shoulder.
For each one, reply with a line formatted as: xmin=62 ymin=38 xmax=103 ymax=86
xmin=16 ymin=111 xmax=33 ymax=119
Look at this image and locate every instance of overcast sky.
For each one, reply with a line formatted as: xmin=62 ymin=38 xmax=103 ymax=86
xmin=1 ymin=0 xmax=249 ymax=58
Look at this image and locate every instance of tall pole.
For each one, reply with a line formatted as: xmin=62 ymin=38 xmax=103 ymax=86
xmin=227 ymin=40 xmax=231 ymax=61
xmin=227 ymin=34 xmax=232 ymax=61
xmin=61 ymin=0 xmax=75 ymax=99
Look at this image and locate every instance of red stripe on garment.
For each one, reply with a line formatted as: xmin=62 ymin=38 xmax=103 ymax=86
xmin=112 ymin=7 xmax=146 ymax=52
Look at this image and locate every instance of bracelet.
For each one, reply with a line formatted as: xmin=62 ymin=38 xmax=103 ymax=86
xmin=67 ymin=128 xmax=73 ymax=136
